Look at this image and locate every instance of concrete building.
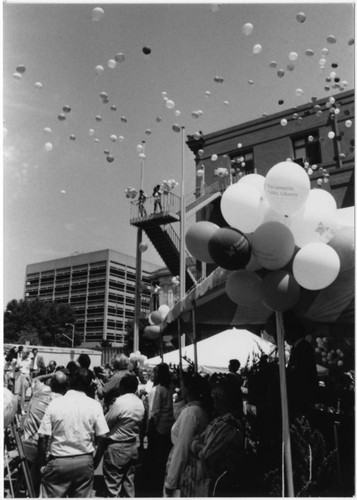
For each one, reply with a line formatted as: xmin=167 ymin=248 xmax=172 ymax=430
xmin=25 ymin=249 xmax=161 ymax=348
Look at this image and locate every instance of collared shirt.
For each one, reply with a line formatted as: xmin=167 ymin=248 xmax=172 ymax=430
xmin=38 ymin=389 xmax=109 ymax=457
xmin=105 ymin=393 xmax=145 ymax=443
xmin=102 ymin=370 xmax=130 ymax=405
xmin=151 ymin=384 xmax=174 ymax=435
xmin=23 ymin=382 xmax=62 ymax=446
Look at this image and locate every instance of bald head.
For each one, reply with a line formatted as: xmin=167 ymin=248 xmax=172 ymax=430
xmin=50 ymin=371 xmax=68 ymax=395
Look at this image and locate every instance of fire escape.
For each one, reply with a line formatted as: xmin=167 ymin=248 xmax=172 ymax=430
xmin=130 ymin=181 xmax=223 ymax=291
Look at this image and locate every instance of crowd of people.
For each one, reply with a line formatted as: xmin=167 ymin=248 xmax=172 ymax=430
xmin=4 ymin=345 xmax=248 ymax=498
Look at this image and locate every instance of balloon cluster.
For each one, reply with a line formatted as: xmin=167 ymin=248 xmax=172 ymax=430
xmin=161 ymin=179 xmax=179 ymax=193
xmin=144 ymin=304 xmax=170 ymax=340
xmin=314 ymin=337 xmax=346 ymax=369
xmin=129 ymin=350 xmax=147 ymax=367
xmin=125 ymin=187 xmax=138 ymax=199
xmin=185 ymin=161 xmax=353 ymax=312
xmin=214 ymin=167 xmax=229 ymax=178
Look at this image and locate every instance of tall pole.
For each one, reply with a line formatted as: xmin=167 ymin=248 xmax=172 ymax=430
xmin=177 ymin=126 xmax=186 ymax=373
xmin=276 ymin=311 xmax=294 ymax=497
xmin=65 ymin=323 xmax=75 ymax=348
xmin=134 ymin=141 xmax=146 ymax=353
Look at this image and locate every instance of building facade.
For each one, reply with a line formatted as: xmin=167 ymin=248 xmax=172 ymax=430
xmin=24 ymin=249 xmax=161 ymax=348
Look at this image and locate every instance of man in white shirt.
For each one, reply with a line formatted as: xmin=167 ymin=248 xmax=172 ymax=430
xmin=14 ymin=350 xmax=32 ymax=414
xmin=95 ymin=373 xmax=145 ymax=497
xmin=38 ymin=367 xmax=109 ymax=498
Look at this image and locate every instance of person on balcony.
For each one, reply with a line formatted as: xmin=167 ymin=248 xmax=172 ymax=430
xmin=153 ymin=185 xmax=163 ymax=213
xmin=137 ymin=190 xmax=147 ymax=217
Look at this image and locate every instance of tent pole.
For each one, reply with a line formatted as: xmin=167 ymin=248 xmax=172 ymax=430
xmin=177 ymin=318 xmax=183 ymax=375
xmin=276 ymin=310 xmax=294 ymax=497
xmin=192 ymin=300 xmax=198 ymax=372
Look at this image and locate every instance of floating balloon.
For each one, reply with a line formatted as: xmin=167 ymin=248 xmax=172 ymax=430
xmin=142 ymin=46 xmax=151 ymax=55
xmin=292 ymin=243 xmax=340 ymax=290
xmin=328 ymin=131 xmax=335 ymax=139
xmin=63 ymin=105 xmax=71 ymax=113
xmin=104 ymin=150 xmax=110 ymax=155
xmin=252 ymin=221 xmax=296 ymax=270
xmin=35 ymin=81 xmax=43 ymax=90
xmin=69 ymin=134 xmax=76 ymax=141
xmin=328 ymin=227 xmax=355 ymax=271
xmin=92 ymin=7 xmax=105 ymax=22
xmin=277 ymin=69 xmax=285 ymax=78
xmin=44 ymin=127 xmax=52 ymax=134
xmin=95 ymin=65 xmax=104 ymax=75
xmin=158 ymin=304 xmax=170 ymax=320
xmin=208 ymin=227 xmax=251 ymax=271
xmin=100 ymin=92 xmax=108 ymax=100
xmin=138 ymin=152 xmax=146 ymax=159
xmin=345 ymin=120 xmax=352 ymax=128
xmin=269 ymin=61 xmax=278 ymax=68
xmin=296 ymin=12 xmax=306 ymax=23
xmin=111 ymin=105 xmax=117 ymax=111
xmin=136 ymin=144 xmax=143 ymax=153
xmin=95 ymin=115 xmax=102 ymax=122
xmin=281 ymin=118 xmax=288 ymax=126
xmin=89 ymin=128 xmax=95 ymax=136
xmin=115 ymin=52 xmax=125 ymax=63
xmin=44 ymin=142 xmax=53 ymax=151
xmin=172 ymin=124 xmax=180 ymax=133
xmin=321 ymin=48 xmax=329 ymax=57
xmin=248 ymin=79 xmax=254 ymax=85
xmin=221 ymin=183 xmax=265 ymax=233
xmin=156 ymin=116 xmax=162 ymax=123
xmin=108 ymin=59 xmax=117 ymax=69
xmin=214 ymin=76 xmax=224 ymax=83
xmin=150 ymin=311 xmax=163 ymax=325
xmin=243 ymin=22 xmax=254 ymax=36
xmin=144 ymin=325 xmax=161 ymax=340
xmin=260 ymin=270 xmax=300 ymax=311
xmin=58 ymin=113 xmax=66 ymax=121
xmin=253 ymin=44 xmax=262 ymax=54
xmin=296 ymin=88 xmax=304 ymax=96
xmin=13 ymin=72 xmax=22 ymax=80
xmin=121 ymin=116 xmax=128 ymax=123
xmin=16 ymin=65 xmax=26 ymax=74
xmin=185 ymin=221 xmax=219 ymax=263
xmin=264 ymin=161 xmax=310 ymax=216
xmin=289 ymin=51 xmax=298 ymax=61
xmin=106 ymin=155 xmax=114 ymax=163
xmin=287 ymin=64 xmax=295 ymax=72
xmin=226 ymin=270 xmax=262 ymax=306
xmin=348 ymin=38 xmax=354 ymax=46
xmin=145 ymin=129 xmax=152 ymax=135
xmin=327 ymin=35 xmax=336 ymax=44
xmin=165 ymin=99 xmax=175 ymax=109
xmin=110 ymin=134 xmax=118 ymax=142
xmin=224 ymin=100 xmax=229 ymax=106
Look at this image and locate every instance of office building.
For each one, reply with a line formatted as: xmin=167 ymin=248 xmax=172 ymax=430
xmin=25 ymin=249 xmax=161 ymax=347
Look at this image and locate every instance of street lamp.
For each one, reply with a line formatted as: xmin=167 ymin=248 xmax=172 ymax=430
xmin=64 ymin=323 xmax=75 ymax=348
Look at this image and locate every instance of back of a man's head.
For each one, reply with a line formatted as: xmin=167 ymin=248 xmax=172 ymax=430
xmin=77 ymin=353 xmax=91 ymax=369
xmin=112 ymin=354 xmax=129 ymax=371
xmin=119 ymin=374 xmax=138 ymax=395
xmin=50 ymin=371 xmax=68 ymax=394
xmin=229 ymin=359 xmax=240 ymax=373
xmin=70 ymin=367 xmax=92 ymax=393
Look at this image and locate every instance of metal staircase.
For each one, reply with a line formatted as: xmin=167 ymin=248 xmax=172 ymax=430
xmin=130 ymin=182 xmax=223 ymax=291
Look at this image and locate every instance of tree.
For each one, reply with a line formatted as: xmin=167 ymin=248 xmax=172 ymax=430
xmin=3 ymin=298 xmax=79 ymax=347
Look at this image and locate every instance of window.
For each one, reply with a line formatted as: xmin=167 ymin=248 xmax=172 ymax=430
xmin=292 ymin=131 xmax=321 ymax=166
xmin=230 ymin=148 xmax=254 ymax=176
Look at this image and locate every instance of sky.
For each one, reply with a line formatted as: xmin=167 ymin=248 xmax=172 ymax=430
xmin=2 ymin=1 xmax=355 ymax=308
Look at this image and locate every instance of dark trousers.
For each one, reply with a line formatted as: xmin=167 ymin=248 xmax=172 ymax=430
xmin=144 ymin=423 xmax=172 ymax=495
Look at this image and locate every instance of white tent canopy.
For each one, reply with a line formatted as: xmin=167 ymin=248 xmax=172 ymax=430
xmin=146 ymin=328 xmax=277 ymax=373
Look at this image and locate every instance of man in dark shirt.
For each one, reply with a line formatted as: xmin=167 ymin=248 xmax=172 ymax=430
xmin=97 ymin=354 xmax=130 ymax=411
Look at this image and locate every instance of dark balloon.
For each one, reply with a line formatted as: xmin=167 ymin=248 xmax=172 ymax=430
xmin=208 ymin=227 xmax=251 ymax=270
xmin=142 ymin=46 xmax=151 ymax=55
xmin=107 ymin=155 xmax=114 ymax=163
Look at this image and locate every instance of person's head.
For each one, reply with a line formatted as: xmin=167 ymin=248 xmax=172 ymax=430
xmin=154 ymin=363 xmax=171 ymax=388
xmin=66 ymin=360 xmax=80 ymax=376
xmin=70 ymin=367 xmax=92 ymax=393
xmin=119 ymin=374 xmax=139 ymax=395
xmin=48 ymin=360 xmax=57 ymax=372
xmin=77 ymin=353 xmax=91 ymax=369
xmin=18 ymin=345 xmax=23 ymax=352
xmin=139 ymin=190 xmax=144 ymax=194
xmin=139 ymin=369 xmax=149 ymax=384
xmin=128 ymin=359 xmax=139 ymax=375
xmin=111 ymin=354 xmax=130 ymax=372
xmin=181 ymin=371 xmax=211 ymax=404
xmin=32 ymin=348 xmax=38 ymax=357
xmin=22 ymin=351 xmax=29 ymax=360
xmin=229 ymin=359 xmax=240 ymax=374
xmin=50 ymin=371 xmax=68 ymax=394
xmin=210 ymin=374 xmax=243 ymax=417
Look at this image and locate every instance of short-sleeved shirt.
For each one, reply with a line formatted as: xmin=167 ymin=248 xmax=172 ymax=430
xmin=102 ymin=370 xmax=130 ymax=406
xmin=106 ymin=393 xmax=145 ymax=443
xmin=38 ymin=389 xmax=109 ymax=457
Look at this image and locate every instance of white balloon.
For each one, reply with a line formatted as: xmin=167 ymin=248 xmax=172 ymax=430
xmin=243 ymin=22 xmax=254 ymax=36
xmin=158 ymin=304 xmax=170 ymax=320
xmin=13 ymin=72 xmax=22 ymax=80
xmin=110 ymin=134 xmax=118 ymax=142
xmin=92 ymin=7 xmax=105 ymax=22
xmin=221 ymin=183 xmax=265 ymax=233
xmin=89 ymin=129 xmax=95 ymax=136
xmin=165 ymin=99 xmax=175 ymax=109
xmin=44 ymin=127 xmax=52 ymax=134
xmin=304 ymin=189 xmax=337 ymax=211
xmin=35 ymin=81 xmax=43 ymax=90
xmin=289 ymin=51 xmax=298 ymax=61
xmin=293 ymin=243 xmax=340 ymax=290
xmin=238 ymin=173 xmax=266 ymax=195
xmin=253 ymin=44 xmax=262 ymax=54
xmin=264 ymin=161 xmax=310 ymax=216
xmin=108 ymin=59 xmax=117 ymax=69
xmin=95 ymin=65 xmax=104 ymax=75
xmin=44 ymin=142 xmax=53 ymax=152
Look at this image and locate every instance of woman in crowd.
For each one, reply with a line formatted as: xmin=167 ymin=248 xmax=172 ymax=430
xmin=145 ymin=363 xmax=174 ymax=495
xmin=164 ymin=371 xmax=212 ymax=497
xmin=180 ymin=374 xmax=245 ymax=497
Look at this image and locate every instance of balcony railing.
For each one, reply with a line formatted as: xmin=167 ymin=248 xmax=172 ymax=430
xmin=130 ymin=191 xmax=181 ymax=223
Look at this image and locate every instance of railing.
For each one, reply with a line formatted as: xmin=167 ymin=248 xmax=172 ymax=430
xmin=130 ymin=191 xmax=181 ymax=221
xmin=183 ymin=180 xmax=223 ymax=213
xmin=164 ymin=224 xmax=197 ymax=280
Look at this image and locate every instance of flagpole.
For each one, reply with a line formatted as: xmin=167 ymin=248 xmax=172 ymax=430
xmin=276 ymin=310 xmax=294 ymax=497
xmin=177 ymin=126 xmax=186 ymax=373
xmin=134 ymin=141 xmax=146 ymax=353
